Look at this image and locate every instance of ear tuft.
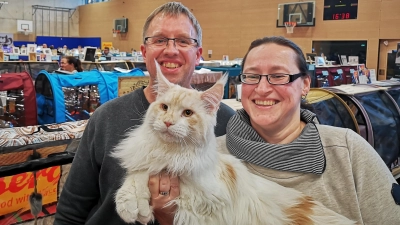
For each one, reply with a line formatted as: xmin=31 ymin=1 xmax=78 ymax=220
xmin=201 ymin=73 xmax=228 ymax=114
xmin=154 ymin=59 xmax=173 ymax=99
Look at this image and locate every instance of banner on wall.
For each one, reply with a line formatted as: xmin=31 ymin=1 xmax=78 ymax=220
xmin=102 ymin=42 xmax=113 ymax=50
xmin=0 ymin=33 xmax=14 ymax=46
xmin=0 ymin=166 xmax=61 ymax=223
xmin=396 ymin=43 xmax=400 ymax=64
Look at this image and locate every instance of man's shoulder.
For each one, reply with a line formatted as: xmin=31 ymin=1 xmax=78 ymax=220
xmin=217 ymin=101 xmax=236 ymax=118
xmin=92 ymin=88 xmax=148 ymax=120
xmin=214 ymin=102 xmax=235 ymax=136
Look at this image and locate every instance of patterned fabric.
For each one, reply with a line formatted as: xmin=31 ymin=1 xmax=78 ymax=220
xmin=0 ymin=120 xmax=88 ymax=148
xmin=226 ymin=109 xmax=326 ymax=174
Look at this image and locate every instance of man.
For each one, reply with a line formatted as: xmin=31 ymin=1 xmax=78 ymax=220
xmin=54 ymin=2 xmax=234 ymax=225
xmin=102 ymin=46 xmax=113 ymax=57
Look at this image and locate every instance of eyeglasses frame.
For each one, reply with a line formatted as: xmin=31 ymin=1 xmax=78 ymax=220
xmin=144 ymin=36 xmax=198 ymax=48
xmin=239 ymin=72 xmax=305 ymax=85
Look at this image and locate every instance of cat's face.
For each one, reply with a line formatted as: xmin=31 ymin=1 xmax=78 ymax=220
xmin=148 ymin=87 xmax=211 ymax=145
xmin=146 ymin=60 xmax=227 ymax=146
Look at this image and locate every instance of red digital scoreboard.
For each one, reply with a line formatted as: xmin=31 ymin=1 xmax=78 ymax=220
xmin=323 ymin=0 xmax=358 ymax=20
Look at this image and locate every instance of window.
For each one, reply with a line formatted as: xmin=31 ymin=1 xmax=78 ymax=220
xmin=85 ymin=0 xmax=109 ymax=4
xmin=312 ymin=40 xmax=367 ymax=65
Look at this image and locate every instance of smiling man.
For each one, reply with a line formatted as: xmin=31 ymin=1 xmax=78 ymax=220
xmin=54 ymin=2 xmax=234 ymax=225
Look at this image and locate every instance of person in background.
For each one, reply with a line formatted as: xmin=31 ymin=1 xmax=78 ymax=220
xmin=216 ymin=36 xmax=399 ymax=224
xmin=59 ymin=56 xmax=83 ymax=73
xmin=42 ymin=43 xmax=47 ymax=49
xmin=102 ymin=46 xmax=113 ymax=57
xmin=62 ymin=45 xmax=68 ymax=54
xmin=54 ymin=2 xmax=235 ymax=225
xmin=77 ymin=45 xmax=84 ymax=54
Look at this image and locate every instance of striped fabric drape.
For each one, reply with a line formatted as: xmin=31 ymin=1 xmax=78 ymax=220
xmin=226 ymin=109 xmax=326 ymax=174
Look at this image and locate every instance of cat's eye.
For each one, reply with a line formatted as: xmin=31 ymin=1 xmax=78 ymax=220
xmin=161 ymin=104 xmax=168 ymax=111
xmin=183 ymin=109 xmax=193 ymax=117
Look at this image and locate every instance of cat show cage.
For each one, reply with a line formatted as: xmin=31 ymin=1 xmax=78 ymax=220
xmin=0 ymin=72 xmax=38 ymax=128
xmin=311 ymin=84 xmax=400 ymax=171
xmin=35 ymin=69 xmax=145 ymax=125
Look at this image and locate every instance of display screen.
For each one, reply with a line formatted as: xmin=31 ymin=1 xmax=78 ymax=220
xmin=323 ymin=0 xmax=358 ymax=20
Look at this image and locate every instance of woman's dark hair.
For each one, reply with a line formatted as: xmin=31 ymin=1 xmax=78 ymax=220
xmin=241 ymin=36 xmax=314 ymax=112
xmin=63 ymin=56 xmax=83 ymax=72
xmin=241 ymin=36 xmax=308 ymax=76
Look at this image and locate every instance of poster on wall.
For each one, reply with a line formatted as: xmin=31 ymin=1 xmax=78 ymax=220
xmin=357 ymin=64 xmax=371 ymax=84
xmin=396 ymin=43 xmax=400 ymax=64
xmin=0 ymin=33 xmax=13 ymax=46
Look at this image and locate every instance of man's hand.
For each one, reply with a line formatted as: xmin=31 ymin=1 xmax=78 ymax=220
xmin=148 ymin=172 xmax=180 ymax=225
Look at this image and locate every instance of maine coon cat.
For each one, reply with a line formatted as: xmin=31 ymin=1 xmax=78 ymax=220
xmin=112 ymin=62 xmax=356 ymax=225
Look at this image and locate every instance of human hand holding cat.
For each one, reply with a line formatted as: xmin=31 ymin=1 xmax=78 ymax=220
xmin=149 ymin=173 xmax=179 ymax=225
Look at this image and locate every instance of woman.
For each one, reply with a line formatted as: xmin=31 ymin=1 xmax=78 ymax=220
xmin=220 ymin=36 xmax=400 ymax=224
xmin=60 ymin=56 xmax=83 ymax=73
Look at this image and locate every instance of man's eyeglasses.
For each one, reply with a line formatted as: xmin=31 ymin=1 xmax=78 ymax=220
xmin=144 ymin=36 xmax=198 ymax=48
xmin=239 ymin=73 xmax=304 ymax=85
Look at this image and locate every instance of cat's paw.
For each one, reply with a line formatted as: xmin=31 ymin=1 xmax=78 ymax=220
xmin=115 ymin=186 xmax=140 ymax=223
xmin=136 ymin=197 xmax=153 ymax=224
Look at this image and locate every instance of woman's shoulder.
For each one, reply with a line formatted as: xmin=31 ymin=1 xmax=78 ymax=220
xmin=315 ymin=124 xmax=361 ymax=147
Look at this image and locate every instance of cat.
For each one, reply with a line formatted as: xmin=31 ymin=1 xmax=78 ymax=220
xmin=112 ymin=62 xmax=356 ymax=225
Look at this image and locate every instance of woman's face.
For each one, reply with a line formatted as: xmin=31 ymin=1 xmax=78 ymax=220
xmin=60 ymin=58 xmax=74 ymax=72
xmin=241 ymin=43 xmax=310 ymax=133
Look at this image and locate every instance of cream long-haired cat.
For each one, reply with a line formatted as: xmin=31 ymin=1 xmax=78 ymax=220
xmin=112 ymin=63 xmax=356 ymax=225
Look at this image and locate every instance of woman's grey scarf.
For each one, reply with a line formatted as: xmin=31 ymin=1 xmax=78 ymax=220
xmin=226 ymin=109 xmax=325 ymax=174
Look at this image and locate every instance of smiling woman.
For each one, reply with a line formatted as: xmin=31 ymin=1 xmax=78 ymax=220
xmin=220 ymin=36 xmax=400 ymax=224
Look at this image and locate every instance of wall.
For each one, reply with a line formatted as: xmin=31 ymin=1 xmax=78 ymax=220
xmin=0 ymin=0 xmax=83 ymax=41
xmin=79 ymin=0 xmax=168 ymax=51
xmin=78 ymin=0 xmax=400 ymax=79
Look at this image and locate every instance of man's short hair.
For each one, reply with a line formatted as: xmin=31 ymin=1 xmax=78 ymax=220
xmin=142 ymin=2 xmax=202 ymax=47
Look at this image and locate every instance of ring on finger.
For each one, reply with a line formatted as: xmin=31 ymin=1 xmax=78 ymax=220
xmin=160 ymin=191 xmax=169 ymax=196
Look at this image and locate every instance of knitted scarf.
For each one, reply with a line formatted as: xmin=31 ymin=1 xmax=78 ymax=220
xmin=226 ymin=109 xmax=325 ymax=174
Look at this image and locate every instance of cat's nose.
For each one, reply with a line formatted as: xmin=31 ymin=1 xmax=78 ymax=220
xmin=164 ymin=122 xmax=172 ymax=127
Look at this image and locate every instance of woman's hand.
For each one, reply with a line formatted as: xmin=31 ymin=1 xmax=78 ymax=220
xmin=148 ymin=172 xmax=180 ymax=225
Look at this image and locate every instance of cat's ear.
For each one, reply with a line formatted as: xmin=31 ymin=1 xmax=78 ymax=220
xmin=201 ymin=73 xmax=228 ymax=114
xmin=154 ymin=59 xmax=173 ymax=98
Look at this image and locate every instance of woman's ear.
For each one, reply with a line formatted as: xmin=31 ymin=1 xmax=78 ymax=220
xmin=302 ymin=75 xmax=311 ymax=96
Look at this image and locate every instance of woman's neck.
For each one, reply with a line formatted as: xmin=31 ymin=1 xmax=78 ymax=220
xmin=252 ymin=119 xmax=306 ymax=145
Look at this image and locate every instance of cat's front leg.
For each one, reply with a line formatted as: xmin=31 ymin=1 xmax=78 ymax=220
xmin=115 ymin=171 xmax=153 ymax=224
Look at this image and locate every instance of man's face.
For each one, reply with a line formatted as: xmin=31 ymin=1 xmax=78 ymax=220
xmin=141 ymin=14 xmax=202 ymax=88
xmin=104 ymin=49 xmax=109 ymax=54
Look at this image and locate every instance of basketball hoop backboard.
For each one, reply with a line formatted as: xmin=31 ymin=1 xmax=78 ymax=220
xmin=277 ymin=1 xmax=315 ymax=27
xmin=17 ymin=20 xmax=33 ymax=34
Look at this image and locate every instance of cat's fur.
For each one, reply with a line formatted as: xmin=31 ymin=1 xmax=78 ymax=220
xmin=112 ymin=62 xmax=356 ymax=225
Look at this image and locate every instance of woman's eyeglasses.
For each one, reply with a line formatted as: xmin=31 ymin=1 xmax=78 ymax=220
xmin=239 ymin=73 xmax=304 ymax=85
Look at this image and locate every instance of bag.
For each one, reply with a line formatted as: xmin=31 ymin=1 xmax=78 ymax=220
xmin=0 ymin=120 xmax=87 ymax=224
xmin=35 ymin=69 xmax=144 ymax=124
xmin=0 ymin=71 xmax=38 ymax=127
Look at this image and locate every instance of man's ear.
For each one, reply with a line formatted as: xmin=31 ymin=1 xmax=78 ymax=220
xmin=140 ymin=44 xmax=146 ymax=60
